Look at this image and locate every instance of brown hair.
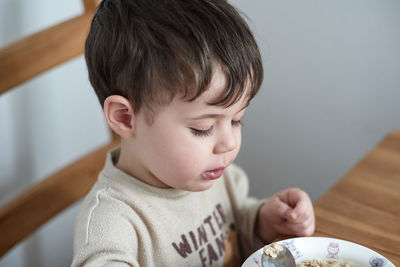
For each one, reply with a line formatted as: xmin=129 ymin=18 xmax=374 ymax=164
xmin=85 ymin=0 xmax=263 ymax=114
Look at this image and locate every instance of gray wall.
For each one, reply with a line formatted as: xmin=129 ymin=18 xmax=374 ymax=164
xmin=232 ymin=0 xmax=400 ymax=201
xmin=0 ymin=0 xmax=399 ymax=266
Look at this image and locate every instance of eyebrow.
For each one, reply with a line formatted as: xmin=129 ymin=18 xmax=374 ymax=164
xmin=187 ymin=103 xmax=249 ymax=121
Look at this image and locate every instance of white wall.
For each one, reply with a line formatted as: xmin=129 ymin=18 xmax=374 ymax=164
xmin=0 ymin=0 xmax=399 ymax=266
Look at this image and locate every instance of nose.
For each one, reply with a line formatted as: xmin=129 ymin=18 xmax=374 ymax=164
xmin=213 ymin=127 xmax=239 ymax=154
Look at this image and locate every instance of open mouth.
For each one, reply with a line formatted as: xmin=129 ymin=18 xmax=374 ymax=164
xmin=202 ymin=167 xmax=225 ymax=180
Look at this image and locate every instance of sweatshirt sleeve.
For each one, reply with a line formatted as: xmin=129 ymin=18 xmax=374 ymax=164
xmin=223 ymin=164 xmax=266 ymax=260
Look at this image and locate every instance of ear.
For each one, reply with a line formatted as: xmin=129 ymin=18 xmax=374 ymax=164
xmin=103 ymin=95 xmax=136 ymax=139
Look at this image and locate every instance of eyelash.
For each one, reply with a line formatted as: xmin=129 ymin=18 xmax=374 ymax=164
xmin=190 ymin=120 xmax=242 ymax=138
xmin=231 ymin=120 xmax=242 ymax=127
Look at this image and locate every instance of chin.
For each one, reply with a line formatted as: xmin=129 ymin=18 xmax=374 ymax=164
xmin=185 ymin=181 xmax=215 ymax=192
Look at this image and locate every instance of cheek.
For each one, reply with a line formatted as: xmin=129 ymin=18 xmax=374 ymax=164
xmin=168 ymin=136 xmax=210 ymax=167
xmin=232 ymin=130 xmax=242 ymax=155
xmin=150 ymin=127 xmax=209 ymax=170
xmin=159 ymin=142 xmax=210 ymax=186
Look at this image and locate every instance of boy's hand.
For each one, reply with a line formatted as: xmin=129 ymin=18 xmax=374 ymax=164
xmin=256 ymin=188 xmax=315 ymax=243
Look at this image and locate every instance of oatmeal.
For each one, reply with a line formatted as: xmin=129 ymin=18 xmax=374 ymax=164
xmin=263 ymin=243 xmax=283 ymax=258
xmin=296 ymin=259 xmax=351 ymax=267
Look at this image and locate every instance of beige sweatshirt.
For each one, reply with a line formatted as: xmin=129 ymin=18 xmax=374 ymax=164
xmin=72 ymin=148 xmax=264 ymax=267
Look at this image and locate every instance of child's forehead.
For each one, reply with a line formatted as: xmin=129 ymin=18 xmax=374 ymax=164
xmin=199 ymin=68 xmax=229 ymax=103
xmin=175 ymin=77 xmax=250 ymax=114
xmin=144 ymin=66 xmax=253 ymax=122
xmin=144 ymin=80 xmax=250 ymax=125
xmin=186 ymin=66 xmax=250 ymax=105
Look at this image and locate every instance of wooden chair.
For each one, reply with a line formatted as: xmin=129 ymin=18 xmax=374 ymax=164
xmin=0 ymin=0 xmax=119 ymax=257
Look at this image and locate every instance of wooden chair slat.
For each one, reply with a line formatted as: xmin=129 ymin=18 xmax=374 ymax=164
xmin=0 ymin=140 xmax=119 ymax=257
xmin=0 ymin=12 xmax=93 ymax=95
xmin=83 ymin=0 xmax=101 ymax=12
xmin=1 ymin=0 xmax=110 ymax=259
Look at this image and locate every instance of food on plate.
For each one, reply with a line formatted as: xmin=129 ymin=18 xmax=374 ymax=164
xmin=263 ymin=243 xmax=283 ymax=258
xmin=296 ymin=259 xmax=350 ymax=267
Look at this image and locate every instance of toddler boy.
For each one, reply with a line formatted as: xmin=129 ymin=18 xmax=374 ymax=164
xmin=72 ymin=0 xmax=315 ymax=266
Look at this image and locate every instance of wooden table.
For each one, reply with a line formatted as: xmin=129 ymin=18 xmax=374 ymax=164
xmin=313 ymin=130 xmax=400 ymax=266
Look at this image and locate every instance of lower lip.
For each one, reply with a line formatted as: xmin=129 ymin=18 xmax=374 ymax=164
xmin=202 ymin=168 xmax=225 ymax=180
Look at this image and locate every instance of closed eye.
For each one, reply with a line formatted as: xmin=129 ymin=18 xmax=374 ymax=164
xmin=190 ymin=120 xmax=241 ymax=137
xmin=190 ymin=126 xmax=213 ymax=137
xmin=231 ymin=120 xmax=242 ymax=127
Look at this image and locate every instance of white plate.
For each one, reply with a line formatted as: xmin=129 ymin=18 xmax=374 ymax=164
xmin=242 ymin=237 xmax=395 ymax=267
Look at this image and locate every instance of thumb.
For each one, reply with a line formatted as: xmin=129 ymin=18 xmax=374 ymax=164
xmin=285 ymin=196 xmax=311 ymax=222
xmin=273 ymin=196 xmax=295 ymax=220
xmin=284 ymin=208 xmax=298 ymax=221
xmin=278 ymin=188 xmax=308 ymax=221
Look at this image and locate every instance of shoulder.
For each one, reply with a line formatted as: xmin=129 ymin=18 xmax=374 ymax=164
xmin=74 ymin=182 xmax=141 ymax=252
xmin=223 ymin=163 xmax=249 ymax=187
xmin=224 ymin=163 xmax=247 ymax=176
xmin=72 ymin=186 xmax=140 ymax=265
xmin=220 ymin=163 xmax=251 ymax=201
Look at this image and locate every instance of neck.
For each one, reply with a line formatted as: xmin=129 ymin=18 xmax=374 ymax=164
xmin=116 ymin=140 xmax=170 ymax=188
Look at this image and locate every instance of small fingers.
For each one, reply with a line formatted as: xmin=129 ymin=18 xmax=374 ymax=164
xmin=286 ymin=204 xmax=314 ymax=223
xmin=264 ymin=188 xmax=315 ymax=238
xmin=265 ymin=194 xmax=293 ymax=220
xmin=284 ymin=214 xmax=315 ymax=236
xmin=285 ymin=191 xmax=314 ymax=223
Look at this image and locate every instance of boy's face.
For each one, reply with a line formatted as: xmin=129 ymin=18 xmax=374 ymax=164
xmin=124 ymin=68 xmax=249 ymax=191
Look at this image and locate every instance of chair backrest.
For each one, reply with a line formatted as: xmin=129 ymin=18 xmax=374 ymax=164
xmin=0 ymin=0 xmax=119 ymax=257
